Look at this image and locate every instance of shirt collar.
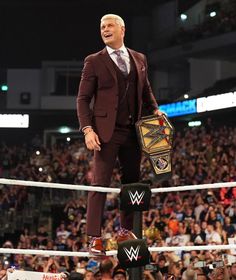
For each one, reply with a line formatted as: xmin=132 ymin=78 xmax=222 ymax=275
xmin=106 ymin=45 xmax=128 ymax=56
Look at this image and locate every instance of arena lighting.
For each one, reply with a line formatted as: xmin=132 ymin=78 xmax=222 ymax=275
xmin=159 ymin=99 xmax=197 ymax=117
xmin=159 ymin=90 xmax=236 ymax=117
xmin=0 ymin=114 xmax=29 ymax=128
xmin=1 ymin=85 xmax=8 ymax=91
xmin=66 ymin=137 xmax=71 ymax=142
xmin=180 ymin=13 xmax=187 ymax=21
xmin=59 ymin=126 xmax=71 ymax=134
xmin=188 ymin=121 xmax=201 ymax=127
xmin=38 ymin=167 xmax=43 ymax=172
xmin=35 ymin=150 xmax=40 ymax=155
xmin=197 ymin=91 xmax=236 ymax=112
xmin=184 ymin=94 xmax=189 ymax=99
xmin=210 ymin=11 xmax=216 ymax=17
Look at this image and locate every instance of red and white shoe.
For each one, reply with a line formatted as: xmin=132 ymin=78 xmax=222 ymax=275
xmin=116 ymin=228 xmax=137 ymax=243
xmin=88 ymin=237 xmax=106 ymax=256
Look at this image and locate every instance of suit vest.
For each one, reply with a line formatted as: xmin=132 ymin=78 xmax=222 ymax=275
xmin=112 ymin=55 xmax=138 ymax=126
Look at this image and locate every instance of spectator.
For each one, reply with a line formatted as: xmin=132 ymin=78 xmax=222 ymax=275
xmin=181 ymin=268 xmax=197 ymax=280
xmin=190 ymin=223 xmax=206 ymax=245
xmin=230 ymin=262 xmax=236 ymax=280
xmin=223 ymin=216 xmax=235 ymax=238
xmin=205 ymin=224 xmax=222 ymax=244
xmin=99 ymin=259 xmax=113 ymax=280
xmin=112 ymin=266 xmax=127 ymax=280
xmin=69 ymin=271 xmax=84 ymax=280
xmin=84 ymin=270 xmax=95 ymax=280
xmin=56 ymin=222 xmax=71 ymax=244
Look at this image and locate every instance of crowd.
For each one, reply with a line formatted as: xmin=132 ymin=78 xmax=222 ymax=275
xmin=171 ymin=0 xmax=236 ymax=47
xmin=0 ymin=118 xmax=236 ymax=279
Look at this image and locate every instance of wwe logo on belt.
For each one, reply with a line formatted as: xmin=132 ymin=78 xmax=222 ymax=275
xmin=128 ymin=191 xmax=145 ymax=205
xmin=124 ymin=245 xmax=141 ymax=262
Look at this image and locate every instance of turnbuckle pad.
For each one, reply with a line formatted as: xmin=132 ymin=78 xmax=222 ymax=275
xmin=120 ymin=183 xmax=151 ymax=211
xmin=117 ymin=239 xmax=150 ymax=268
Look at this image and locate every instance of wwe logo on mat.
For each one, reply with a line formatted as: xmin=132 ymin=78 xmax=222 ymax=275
xmin=128 ymin=191 xmax=145 ymax=205
xmin=124 ymin=245 xmax=141 ymax=262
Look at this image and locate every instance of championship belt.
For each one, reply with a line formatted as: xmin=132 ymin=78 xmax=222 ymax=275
xmin=136 ymin=114 xmax=174 ymax=180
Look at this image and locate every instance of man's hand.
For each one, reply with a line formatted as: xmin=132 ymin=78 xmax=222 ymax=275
xmin=84 ymin=128 xmax=101 ymax=151
xmin=153 ymin=109 xmax=165 ymax=116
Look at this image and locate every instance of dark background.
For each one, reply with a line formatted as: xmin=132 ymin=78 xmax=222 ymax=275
xmin=0 ymin=0 xmax=197 ymax=68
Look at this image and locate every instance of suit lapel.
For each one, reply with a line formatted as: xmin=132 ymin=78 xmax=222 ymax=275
xmin=99 ymin=48 xmax=143 ymax=106
xmin=128 ymin=48 xmax=143 ymax=102
xmin=99 ymin=48 xmax=117 ymax=82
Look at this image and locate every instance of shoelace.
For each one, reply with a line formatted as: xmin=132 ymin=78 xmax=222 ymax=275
xmin=89 ymin=237 xmax=101 ymax=246
xmin=118 ymin=227 xmax=129 ymax=235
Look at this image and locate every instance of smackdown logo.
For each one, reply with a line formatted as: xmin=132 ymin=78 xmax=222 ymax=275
xmin=124 ymin=245 xmax=141 ymax=262
xmin=128 ymin=191 xmax=145 ymax=205
xmin=159 ymin=99 xmax=197 ymax=117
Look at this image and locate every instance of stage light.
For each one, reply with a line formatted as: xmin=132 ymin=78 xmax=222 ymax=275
xmin=0 ymin=114 xmax=29 ymax=128
xmin=184 ymin=94 xmax=189 ymax=99
xmin=38 ymin=167 xmax=43 ymax=172
xmin=59 ymin=126 xmax=71 ymax=134
xmin=1 ymin=85 xmax=8 ymax=91
xmin=210 ymin=11 xmax=216 ymax=17
xmin=180 ymin=14 xmax=187 ymax=21
xmin=188 ymin=121 xmax=201 ymax=127
xmin=66 ymin=137 xmax=71 ymax=142
xmin=36 ymin=150 xmax=40 ymax=155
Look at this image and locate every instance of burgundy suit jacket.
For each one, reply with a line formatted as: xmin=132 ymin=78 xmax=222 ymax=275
xmin=77 ymin=47 xmax=158 ymax=143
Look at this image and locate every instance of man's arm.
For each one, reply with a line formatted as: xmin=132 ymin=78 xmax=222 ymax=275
xmin=142 ymin=55 xmax=164 ymax=116
xmin=77 ymin=56 xmax=101 ymax=151
xmin=142 ymin=55 xmax=158 ymax=111
xmin=77 ymin=56 xmax=97 ymax=130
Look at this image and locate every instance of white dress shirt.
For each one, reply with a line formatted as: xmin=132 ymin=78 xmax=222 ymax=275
xmin=106 ymin=45 xmax=130 ymax=74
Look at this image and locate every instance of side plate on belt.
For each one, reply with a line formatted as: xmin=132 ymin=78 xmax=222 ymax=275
xmin=136 ymin=114 xmax=174 ymax=179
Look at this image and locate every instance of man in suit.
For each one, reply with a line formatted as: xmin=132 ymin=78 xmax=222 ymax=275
xmin=77 ymin=14 xmax=163 ymax=255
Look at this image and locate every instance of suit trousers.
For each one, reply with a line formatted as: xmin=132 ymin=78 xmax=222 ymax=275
xmin=86 ymin=127 xmax=142 ymax=236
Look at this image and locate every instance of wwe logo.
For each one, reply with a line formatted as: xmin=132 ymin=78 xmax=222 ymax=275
xmin=128 ymin=191 xmax=145 ymax=205
xmin=124 ymin=245 xmax=141 ymax=262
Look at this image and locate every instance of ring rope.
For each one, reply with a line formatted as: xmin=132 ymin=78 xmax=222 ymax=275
xmin=151 ymin=181 xmax=236 ymax=193
xmin=0 ymin=178 xmax=235 ymax=193
xmin=0 ymin=248 xmax=116 ymax=257
xmin=1 ymin=244 xmax=236 ymax=257
xmin=1 ymin=178 xmax=236 ymax=258
xmin=0 ymin=178 xmax=120 ymax=193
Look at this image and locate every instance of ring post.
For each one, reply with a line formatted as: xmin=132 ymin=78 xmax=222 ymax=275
xmin=119 ymin=183 xmax=151 ymax=279
xmin=129 ymin=211 xmax=143 ymax=280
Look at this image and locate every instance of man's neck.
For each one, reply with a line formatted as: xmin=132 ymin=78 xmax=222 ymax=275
xmin=101 ymin=273 xmax=112 ymax=280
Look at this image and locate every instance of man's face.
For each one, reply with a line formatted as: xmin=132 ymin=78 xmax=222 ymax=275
xmin=210 ymin=267 xmax=224 ymax=280
xmin=231 ymin=263 xmax=236 ymax=277
xmin=113 ymin=274 xmax=126 ymax=280
xmin=207 ymin=225 xmax=213 ymax=233
xmin=85 ymin=271 xmax=95 ymax=280
xmin=197 ymin=276 xmax=207 ymax=280
xmin=100 ymin=18 xmax=125 ymax=49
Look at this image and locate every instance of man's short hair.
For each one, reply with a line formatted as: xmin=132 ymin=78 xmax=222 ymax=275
xmin=99 ymin=258 xmax=113 ymax=274
xmin=112 ymin=267 xmax=127 ymax=278
xmin=68 ymin=272 xmax=84 ymax=280
xmin=101 ymin=14 xmax=125 ymax=27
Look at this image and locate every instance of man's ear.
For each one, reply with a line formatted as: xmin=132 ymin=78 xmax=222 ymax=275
xmin=121 ymin=26 xmax=125 ymax=35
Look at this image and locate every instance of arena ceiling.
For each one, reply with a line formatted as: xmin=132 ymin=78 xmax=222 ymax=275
xmin=0 ymin=0 xmax=201 ymax=67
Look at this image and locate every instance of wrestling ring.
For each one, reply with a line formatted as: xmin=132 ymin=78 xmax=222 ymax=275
xmin=0 ymin=178 xmax=236 ymax=278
